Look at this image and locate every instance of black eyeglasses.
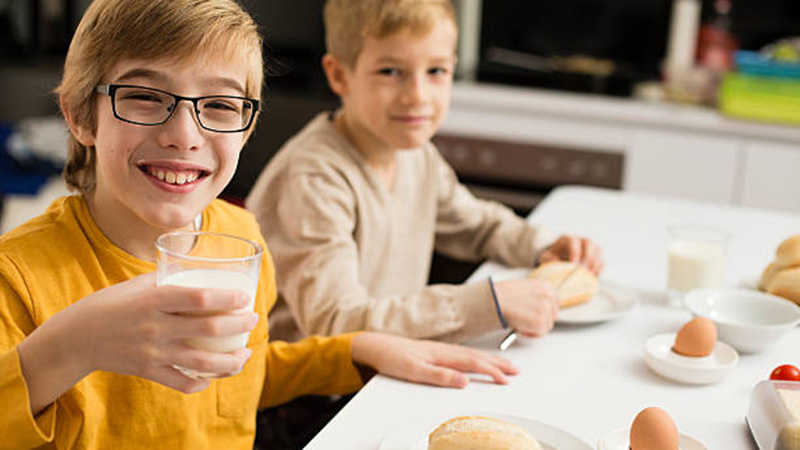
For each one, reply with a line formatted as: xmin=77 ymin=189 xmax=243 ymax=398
xmin=96 ymin=84 xmax=259 ymax=133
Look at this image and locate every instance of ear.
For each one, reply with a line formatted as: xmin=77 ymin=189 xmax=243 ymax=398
xmin=322 ymin=53 xmax=349 ymax=97
xmin=60 ymin=96 xmax=95 ymax=147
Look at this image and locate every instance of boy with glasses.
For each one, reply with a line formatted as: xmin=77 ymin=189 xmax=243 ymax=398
xmin=0 ymin=0 xmax=517 ymax=448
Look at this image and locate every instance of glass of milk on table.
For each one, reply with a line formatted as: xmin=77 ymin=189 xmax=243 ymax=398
xmin=156 ymin=231 xmax=262 ymax=379
xmin=666 ymin=224 xmax=730 ymax=307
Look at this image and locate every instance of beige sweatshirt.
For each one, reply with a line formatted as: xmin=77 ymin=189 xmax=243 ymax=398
xmin=246 ymin=113 xmax=550 ymax=343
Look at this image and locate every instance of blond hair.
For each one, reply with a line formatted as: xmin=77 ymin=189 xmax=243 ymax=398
xmin=324 ymin=0 xmax=456 ymax=67
xmin=57 ymin=0 xmax=263 ymax=193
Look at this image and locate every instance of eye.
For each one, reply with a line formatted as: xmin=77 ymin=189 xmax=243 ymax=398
xmin=204 ymin=100 xmax=240 ymax=112
xmin=428 ymin=67 xmax=450 ymax=76
xmin=122 ymin=91 xmax=164 ymax=103
xmin=378 ymin=68 xmax=401 ymax=77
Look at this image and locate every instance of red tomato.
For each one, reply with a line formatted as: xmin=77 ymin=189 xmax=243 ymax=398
xmin=770 ymin=365 xmax=800 ymax=381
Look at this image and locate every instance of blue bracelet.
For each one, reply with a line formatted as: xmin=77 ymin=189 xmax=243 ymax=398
xmin=487 ymin=276 xmax=508 ymax=329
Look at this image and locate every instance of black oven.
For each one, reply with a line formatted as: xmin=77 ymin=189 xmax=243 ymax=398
xmin=467 ymin=0 xmax=800 ymax=98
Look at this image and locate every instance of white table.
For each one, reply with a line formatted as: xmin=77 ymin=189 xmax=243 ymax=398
xmin=305 ymin=185 xmax=800 ymax=449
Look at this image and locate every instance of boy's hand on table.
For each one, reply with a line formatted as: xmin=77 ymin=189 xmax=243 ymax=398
xmin=28 ymin=272 xmax=257 ymax=396
xmin=350 ymin=332 xmax=518 ymax=388
xmin=538 ymin=235 xmax=604 ymax=276
xmin=494 ymin=278 xmax=560 ymax=337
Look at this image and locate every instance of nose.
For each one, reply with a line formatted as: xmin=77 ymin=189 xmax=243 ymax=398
xmin=156 ymin=100 xmax=205 ymax=151
xmin=400 ymin=73 xmax=427 ymax=106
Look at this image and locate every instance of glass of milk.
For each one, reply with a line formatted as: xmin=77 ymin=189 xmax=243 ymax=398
xmin=156 ymin=231 xmax=262 ymax=379
xmin=666 ymin=225 xmax=730 ymax=307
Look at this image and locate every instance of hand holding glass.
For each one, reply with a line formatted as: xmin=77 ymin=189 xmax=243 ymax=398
xmin=156 ymin=231 xmax=262 ymax=379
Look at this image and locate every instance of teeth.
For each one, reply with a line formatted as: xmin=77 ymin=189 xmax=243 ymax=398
xmin=146 ymin=167 xmax=200 ymax=185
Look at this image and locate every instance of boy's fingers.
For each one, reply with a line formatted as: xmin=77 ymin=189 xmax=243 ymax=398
xmin=169 ymin=348 xmax=252 ymax=378
xmin=468 ymin=350 xmax=518 ymax=374
xmin=567 ymin=237 xmax=582 ymax=262
xmin=169 ymin=311 xmax=258 ymax=339
xmin=432 ymin=351 xmax=513 ymax=384
xmin=448 ymin=359 xmax=509 ymax=385
xmin=150 ymin=365 xmax=210 ymax=394
xmin=157 ymin=286 xmax=250 ymax=313
xmin=412 ymin=364 xmax=469 ymax=388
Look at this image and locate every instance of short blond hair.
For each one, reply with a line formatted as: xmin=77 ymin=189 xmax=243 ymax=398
xmin=57 ymin=0 xmax=263 ymax=193
xmin=324 ymin=0 xmax=457 ymax=67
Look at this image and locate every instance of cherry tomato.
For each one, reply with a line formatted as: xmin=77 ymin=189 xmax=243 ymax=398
xmin=770 ymin=364 xmax=800 ymax=381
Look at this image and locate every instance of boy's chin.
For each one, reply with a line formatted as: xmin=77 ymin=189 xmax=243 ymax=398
xmin=392 ymin=134 xmax=433 ymax=151
xmin=147 ymin=209 xmax=203 ymax=232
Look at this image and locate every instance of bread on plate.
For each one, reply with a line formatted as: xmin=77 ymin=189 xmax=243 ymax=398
xmin=529 ymin=261 xmax=598 ymax=307
xmin=428 ymin=415 xmax=542 ymax=450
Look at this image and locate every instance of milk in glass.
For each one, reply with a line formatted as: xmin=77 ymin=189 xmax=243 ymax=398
xmin=160 ymin=269 xmax=257 ymax=352
xmin=668 ymin=240 xmax=726 ymax=291
xmin=666 ymin=225 xmax=730 ymax=306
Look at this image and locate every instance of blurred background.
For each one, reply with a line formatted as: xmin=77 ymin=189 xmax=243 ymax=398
xmin=2 ymin=0 xmax=800 ymax=234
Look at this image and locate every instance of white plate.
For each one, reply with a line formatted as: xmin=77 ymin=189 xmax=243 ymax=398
xmin=643 ymin=333 xmax=738 ymax=385
xmin=598 ymin=427 xmax=707 ymax=449
xmin=489 ymin=269 xmax=638 ymax=325
xmin=557 ymin=281 xmax=637 ymax=324
xmin=379 ymin=412 xmax=592 ymax=450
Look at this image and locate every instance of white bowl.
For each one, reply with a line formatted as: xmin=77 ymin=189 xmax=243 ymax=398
xmin=684 ymin=288 xmax=800 ymax=353
xmin=644 ymin=333 xmax=738 ymax=385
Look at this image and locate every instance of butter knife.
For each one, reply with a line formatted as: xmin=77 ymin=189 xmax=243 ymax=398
xmin=497 ymin=264 xmax=582 ymax=351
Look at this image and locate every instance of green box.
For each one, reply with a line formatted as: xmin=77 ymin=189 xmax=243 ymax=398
xmin=719 ymin=73 xmax=800 ymax=126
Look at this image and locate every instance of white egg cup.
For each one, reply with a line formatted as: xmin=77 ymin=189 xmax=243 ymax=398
xmin=644 ymin=333 xmax=738 ymax=385
xmin=597 ymin=427 xmax=707 ymax=450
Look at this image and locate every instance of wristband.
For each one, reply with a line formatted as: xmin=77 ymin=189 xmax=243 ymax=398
xmin=487 ymin=276 xmax=508 ymax=329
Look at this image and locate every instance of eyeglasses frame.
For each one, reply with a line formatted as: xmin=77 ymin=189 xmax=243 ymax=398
xmin=95 ymin=84 xmax=260 ymax=133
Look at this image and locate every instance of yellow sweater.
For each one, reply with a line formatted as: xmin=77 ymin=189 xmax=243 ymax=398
xmin=0 ymin=196 xmax=364 ymax=450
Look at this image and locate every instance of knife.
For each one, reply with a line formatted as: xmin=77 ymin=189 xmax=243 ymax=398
xmin=497 ymin=264 xmax=582 ymax=351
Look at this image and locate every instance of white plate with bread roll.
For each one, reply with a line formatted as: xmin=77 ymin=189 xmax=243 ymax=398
xmin=379 ymin=412 xmax=592 ymax=450
xmin=503 ymin=262 xmax=637 ymax=324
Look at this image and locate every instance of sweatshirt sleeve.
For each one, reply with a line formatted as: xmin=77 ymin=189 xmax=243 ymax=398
xmin=258 ymin=169 xmax=503 ymax=343
xmin=431 ymin=148 xmax=552 ymax=267
xmin=259 ymin=333 xmax=364 ymax=408
xmin=0 ymin=262 xmax=56 ymax=450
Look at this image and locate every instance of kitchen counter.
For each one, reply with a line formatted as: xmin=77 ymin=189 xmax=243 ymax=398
xmin=446 ymin=82 xmax=800 ymax=145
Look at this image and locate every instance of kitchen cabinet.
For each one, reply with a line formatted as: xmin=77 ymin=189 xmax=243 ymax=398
xmin=624 ymin=130 xmax=739 ymax=204
xmin=442 ymin=82 xmax=800 ymax=212
xmin=740 ymin=141 xmax=800 ymax=212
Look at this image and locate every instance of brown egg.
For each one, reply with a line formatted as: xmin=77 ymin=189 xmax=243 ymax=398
xmin=672 ymin=317 xmax=717 ymax=357
xmin=630 ymin=407 xmax=680 ymax=450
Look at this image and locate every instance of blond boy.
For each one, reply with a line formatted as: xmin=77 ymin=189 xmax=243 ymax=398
xmin=246 ymin=0 xmax=604 ymax=344
xmin=0 ymin=1 xmax=518 ymax=448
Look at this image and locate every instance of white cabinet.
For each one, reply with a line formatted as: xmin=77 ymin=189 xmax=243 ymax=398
xmin=740 ymin=141 xmax=800 ymax=211
xmin=624 ymin=130 xmax=740 ymax=204
xmin=445 ymin=83 xmax=800 ymax=212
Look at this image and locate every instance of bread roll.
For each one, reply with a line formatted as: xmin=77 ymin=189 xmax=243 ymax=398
xmin=529 ymin=261 xmax=598 ymax=307
xmin=428 ymin=416 xmax=542 ymax=450
xmin=760 ymin=235 xmax=800 ymax=305
xmin=765 ymin=266 xmax=800 ymax=305
xmin=776 ymin=235 xmax=800 ymax=268
xmin=760 ymin=262 xmax=779 ymax=291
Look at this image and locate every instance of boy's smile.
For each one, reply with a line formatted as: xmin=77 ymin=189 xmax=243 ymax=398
xmin=74 ymin=56 xmax=252 ymax=259
xmin=139 ymin=161 xmax=210 ymax=192
xmin=328 ymin=16 xmax=457 ymax=168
